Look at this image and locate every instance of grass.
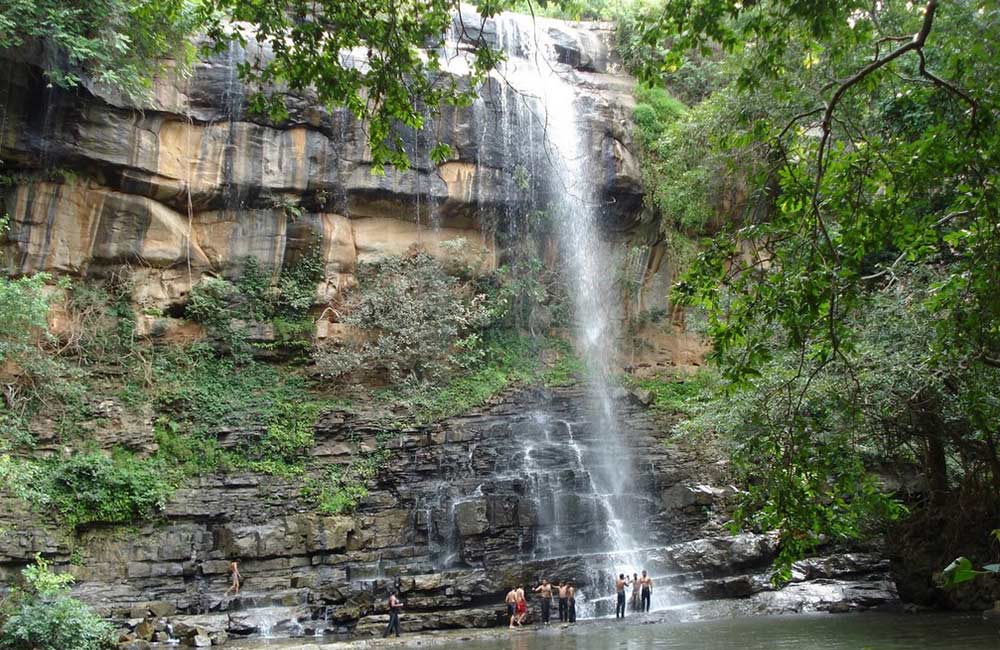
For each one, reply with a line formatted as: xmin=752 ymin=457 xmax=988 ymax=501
xmin=624 ymin=369 xmax=719 ymax=416
xmin=374 ymin=333 xmax=581 ymax=424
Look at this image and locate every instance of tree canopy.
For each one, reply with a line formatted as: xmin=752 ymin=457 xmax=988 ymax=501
xmin=628 ymin=0 xmax=999 ymax=571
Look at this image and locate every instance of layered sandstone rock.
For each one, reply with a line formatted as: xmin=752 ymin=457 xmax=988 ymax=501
xmin=0 ymin=13 xmax=642 ymax=320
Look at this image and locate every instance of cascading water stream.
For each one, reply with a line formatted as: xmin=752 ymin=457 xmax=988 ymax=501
xmin=487 ymin=11 xmax=669 ymax=616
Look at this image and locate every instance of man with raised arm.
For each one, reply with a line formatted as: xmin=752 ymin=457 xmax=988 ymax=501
xmin=533 ymin=578 xmax=553 ymax=625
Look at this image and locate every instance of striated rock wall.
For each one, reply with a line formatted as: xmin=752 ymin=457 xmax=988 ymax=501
xmin=0 ymin=385 xmax=896 ymax=639
xmin=0 ymin=15 xmax=642 ymax=317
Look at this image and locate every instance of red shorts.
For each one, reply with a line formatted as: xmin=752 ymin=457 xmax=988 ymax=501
xmin=516 ymin=601 xmax=527 ymax=614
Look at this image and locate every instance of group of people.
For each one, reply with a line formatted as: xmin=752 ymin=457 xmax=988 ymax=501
xmin=506 ymin=579 xmax=578 ymax=628
xmin=380 ymin=569 xmax=653 ymax=638
xmin=615 ymin=570 xmax=653 ymax=618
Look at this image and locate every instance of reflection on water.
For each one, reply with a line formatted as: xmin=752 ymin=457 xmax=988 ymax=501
xmin=228 ymin=613 xmax=998 ymax=650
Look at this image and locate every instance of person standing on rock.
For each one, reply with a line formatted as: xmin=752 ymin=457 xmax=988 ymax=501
xmin=557 ymin=582 xmax=569 ymax=622
xmin=533 ymin=579 xmax=553 ymax=624
xmin=506 ymin=587 xmax=519 ymax=628
xmin=383 ymin=592 xmax=403 ymax=638
xmin=639 ymin=570 xmax=653 ymax=613
xmin=224 ymin=560 xmax=241 ymax=597
xmin=615 ymin=574 xmax=628 ymax=619
xmin=567 ymin=582 xmax=577 ymax=623
xmin=630 ymin=572 xmax=640 ymax=611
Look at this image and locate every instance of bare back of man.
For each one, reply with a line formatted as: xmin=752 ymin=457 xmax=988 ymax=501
xmin=506 ymin=589 xmax=518 ymax=629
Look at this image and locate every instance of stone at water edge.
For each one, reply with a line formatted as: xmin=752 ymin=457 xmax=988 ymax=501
xmin=133 ymin=620 xmax=156 ymax=641
xmin=184 ymin=634 xmax=213 ymax=647
xmin=118 ymin=641 xmax=152 ymax=650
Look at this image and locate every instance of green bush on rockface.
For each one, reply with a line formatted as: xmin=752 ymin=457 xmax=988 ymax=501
xmin=0 ymin=555 xmax=115 ymax=650
xmin=313 ymin=252 xmax=492 ymax=384
xmin=45 ymin=452 xmax=172 ymax=528
xmin=185 ymin=250 xmax=324 ymax=358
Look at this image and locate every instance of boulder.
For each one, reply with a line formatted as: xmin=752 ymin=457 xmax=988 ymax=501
xmin=185 ymin=634 xmax=213 ymax=647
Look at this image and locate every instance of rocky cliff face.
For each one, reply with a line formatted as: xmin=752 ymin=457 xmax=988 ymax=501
xmin=0 ymin=11 xmax=895 ymax=644
xmin=0 ymin=14 xmax=639 ymax=314
xmin=0 ymin=385 xmax=895 ymax=640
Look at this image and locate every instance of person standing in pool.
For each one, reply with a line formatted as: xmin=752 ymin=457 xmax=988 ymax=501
xmin=515 ymin=586 xmax=528 ymax=626
xmin=639 ymin=570 xmax=653 ymax=613
xmin=614 ymin=574 xmax=628 ymax=619
xmin=533 ymin=579 xmax=553 ymax=625
xmin=630 ymin=572 xmax=640 ymax=611
xmin=567 ymin=582 xmax=577 ymax=623
xmin=557 ymin=581 xmax=569 ymax=622
xmin=506 ymin=587 xmax=518 ymax=628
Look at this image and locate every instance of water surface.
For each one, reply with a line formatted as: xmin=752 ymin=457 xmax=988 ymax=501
xmin=229 ymin=612 xmax=998 ymax=650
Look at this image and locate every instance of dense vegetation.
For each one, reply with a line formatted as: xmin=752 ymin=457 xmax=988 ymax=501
xmin=1 ymin=194 xmax=574 ymax=526
xmin=0 ymin=555 xmax=114 ymax=650
xmin=619 ymin=0 xmax=1000 ymax=579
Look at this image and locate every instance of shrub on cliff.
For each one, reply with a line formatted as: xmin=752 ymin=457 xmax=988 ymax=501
xmin=314 ymin=252 xmax=491 ymax=385
xmin=0 ymin=555 xmax=114 ymax=650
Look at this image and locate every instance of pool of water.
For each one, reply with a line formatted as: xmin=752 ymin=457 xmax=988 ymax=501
xmin=227 ymin=612 xmax=998 ymax=649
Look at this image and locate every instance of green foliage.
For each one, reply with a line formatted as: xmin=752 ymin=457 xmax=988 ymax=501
xmin=0 ymin=555 xmax=114 ymax=650
xmin=626 ymin=370 xmax=719 ymax=417
xmin=632 ymin=84 xmax=686 ymax=145
xmin=185 ymin=250 xmax=323 ymax=358
xmin=200 ymin=0 xmax=511 ymax=171
xmin=0 ymin=449 xmax=171 ymax=529
xmin=384 ymin=332 xmax=542 ymax=424
xmin=305 ymin=443 xmax=391 ymax=515
xmin=43 ymin=452 xmax=171 ymax=528
xmin=0 ymin=0 xmax=200 ymax=100
xmin=541 ymin=339 xmax=584 ymax=387
xmin=315 ymin=252 xmax=491 ymax=384
xmin=230 ymin=402 xmax=321 ymax=477
xmin=506 ymin=0 xmax=623 ymax=21
xmin=623 ymin=0 xmax=1000 ymax=568
xmin=939 ymin=556 xmax=999 ymax=587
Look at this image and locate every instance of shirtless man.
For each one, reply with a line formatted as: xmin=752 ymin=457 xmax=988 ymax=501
xmin=505 ymin=587 xmax=518 ymax=628
xmin=515 ymin=586 xmax=528 ymax=626
xmin=567 ymin=582 xmax=577 ymax=623
xmin=533 ymin=579 xmax=553 ymax=624
xmin=224 ymin=560 xmax=241 ymax=596
xmin=557 ymin=582 xmax=569 ymax=622
xmin=639 ymin=570 xmax=653 ymax=613
xmin=614 ymin=573 xmax=628 ymax=619
xmin=630 ymin=572 xmax=640 ymax=611
xmin=382 ymin=592 xmax=404 ymax=638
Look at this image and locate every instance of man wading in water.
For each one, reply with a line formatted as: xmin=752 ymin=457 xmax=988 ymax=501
xmin=514 ymin=585 xmax=528 ymax=626
xmin=383 ymin=592 xmax=403 ymax=638
xmin=557 ymin=582 xmax=569 ymax=622
xmin=639 ymin=570 xmax=653 ymax=613
xmin=630 ymin=572 xmax=640 ymax=611
xmin=567 ymin=582 xmax=577 ymax=623
xmin=533 ymin=579 xmax=553 ymax=625
xmin=614 ymin=574 xmax=628 ymax=619
xmin=506 ymin=587 xmax=518 ymax=628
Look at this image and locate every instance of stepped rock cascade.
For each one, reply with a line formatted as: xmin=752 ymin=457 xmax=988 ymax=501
xmin=0 ymin=7 xmax=900 ymax=641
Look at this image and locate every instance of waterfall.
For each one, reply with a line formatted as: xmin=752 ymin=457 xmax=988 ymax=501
xmin=482 ymin=11 xmax=668 ymax=616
